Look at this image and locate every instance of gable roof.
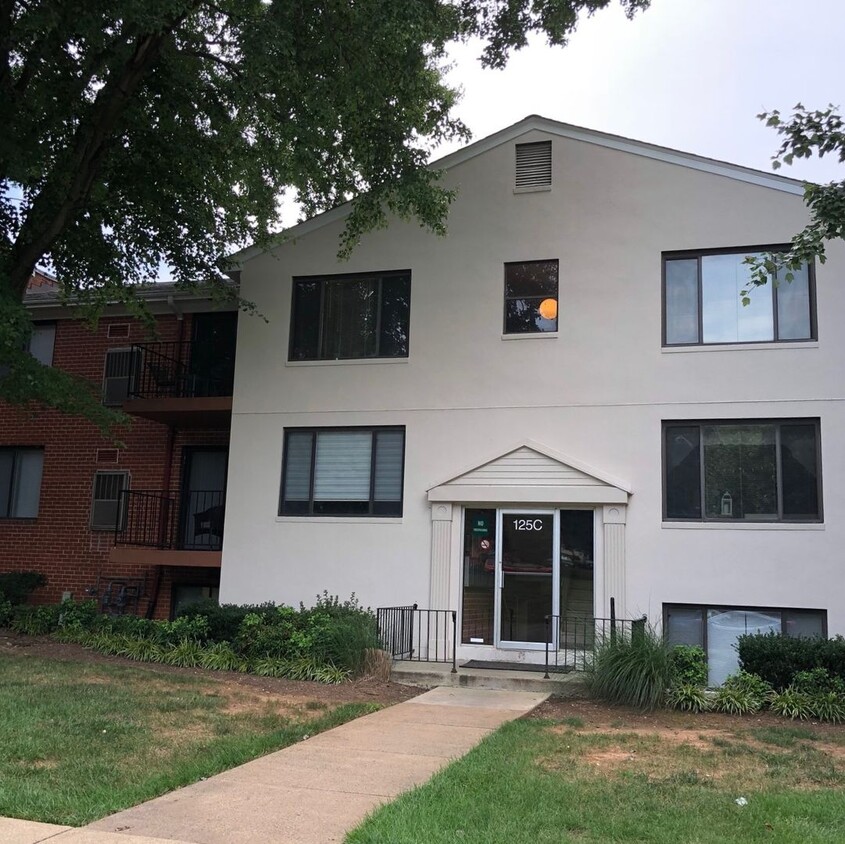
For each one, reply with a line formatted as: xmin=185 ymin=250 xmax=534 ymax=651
xmin=427 ymin=440 xmax=631 ymax=505
xmin=232 ymin=114 xmax=804 ymax=266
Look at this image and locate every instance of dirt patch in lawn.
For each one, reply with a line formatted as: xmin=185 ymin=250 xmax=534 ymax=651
xmin=0 ymin=630 xmax=420 ymax=713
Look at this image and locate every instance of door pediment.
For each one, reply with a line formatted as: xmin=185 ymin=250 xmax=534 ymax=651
xmin=426 ymin=440 xmax=630 ymax=505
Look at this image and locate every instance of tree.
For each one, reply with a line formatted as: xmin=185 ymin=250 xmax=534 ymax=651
xmin=744 ymin=104 xmax=845 ymax=300
xmin=0 ymin=0 xmax=648 ymax=431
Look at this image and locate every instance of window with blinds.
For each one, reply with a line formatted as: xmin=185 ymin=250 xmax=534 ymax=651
xmin=515 ymin=141 xmax=552 ymax=190
xmin=102 ymin=348 xmax=141 ymax=406
xmin=91 ymin=471 xmax=129 ymax=530
xmin=280 ymin=427 xmax=405 ymax=516
xmin=0 ymin=448 xmax=44 ymax=518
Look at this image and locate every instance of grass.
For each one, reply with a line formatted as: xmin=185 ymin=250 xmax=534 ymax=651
xmin=0 ymin=653 xmax=377 ymax=826
xmin=347 ymin=719 xmax=845 ymax=843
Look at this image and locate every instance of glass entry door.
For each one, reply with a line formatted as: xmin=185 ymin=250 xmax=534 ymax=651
xmin=496 ymin=510 xmax=557 ymax=648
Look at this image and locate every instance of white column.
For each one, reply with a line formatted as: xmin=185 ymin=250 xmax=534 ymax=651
xmin=602 ymin=504 xmax=627 ymax=619
xmin=429 ymin=503 xmax=454 ymax=609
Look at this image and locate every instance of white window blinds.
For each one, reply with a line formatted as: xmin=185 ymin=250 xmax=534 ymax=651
xmin=313 ymin=432 xmax=372 ymax=501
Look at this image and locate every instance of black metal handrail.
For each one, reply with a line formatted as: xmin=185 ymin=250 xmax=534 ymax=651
xmin=115 ymin=489 xmax=225 ymax=551
xmin=129 ymin=341 xmax=234 ymax=400
xmin=377 ymin=605 xmax=457 ymax=673
xmin=543 ymin=610 xmax=648 ymax=677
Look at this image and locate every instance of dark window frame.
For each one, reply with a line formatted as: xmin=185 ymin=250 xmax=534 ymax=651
xmin=502 ymin=258 xmax=560 ymax=335
xmin=27 ymin=321 xmax=56 ymax=366
xmin=288 ymin=269 xmax=411 ymax=362
xmin=663 ymin=603 xmax=828 ymax=653
xmin=279 ymin=425 xmax=406 ymax=518
xmin=662 ymin=418 xmax=823 ymax=523
xmin=90 ymin=470 xmax=130 ymax=531
xmin=102 ymin=346 xmax=142 ymax=406
xmin=0 ymin=446 xmax=45 ymax=520
xmin=661 ymin=244 xmax=817 ymax=347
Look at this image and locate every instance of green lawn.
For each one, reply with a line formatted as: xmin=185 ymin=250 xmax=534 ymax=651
xmin=0 ymin=652 xmax=376 ymax=826
xmin=347 ymin=717 xmax=845 ymax=843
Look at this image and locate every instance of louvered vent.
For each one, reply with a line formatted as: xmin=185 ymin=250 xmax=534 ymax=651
xmin=515 ymin=141 xmax=552 ymax=190
xmin=96 ymin=448 xmax=120 ymax=464
xmin=108 ymin=323 xmax=130 ymax=339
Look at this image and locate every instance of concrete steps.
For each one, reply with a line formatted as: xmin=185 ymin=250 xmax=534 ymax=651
xmin=390 ymin=660 xmax=588 ymax=696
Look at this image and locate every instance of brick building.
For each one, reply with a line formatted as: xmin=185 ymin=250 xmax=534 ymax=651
xmin=0 ymin=273 xmax=236 ymax=619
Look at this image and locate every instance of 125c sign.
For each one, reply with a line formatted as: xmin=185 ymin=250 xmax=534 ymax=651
xmin=512 ymin=518 xmax=544 ymax=531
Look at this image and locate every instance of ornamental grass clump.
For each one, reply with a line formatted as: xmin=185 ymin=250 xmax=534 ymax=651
xmin=588 ymin=625 xmax=673 ymax=711
xmin=666 ymin=683 xmax=711 ymax=713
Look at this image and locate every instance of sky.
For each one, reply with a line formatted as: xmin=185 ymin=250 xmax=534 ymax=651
xmin=435 ymin=0 xmax=844 ymax=183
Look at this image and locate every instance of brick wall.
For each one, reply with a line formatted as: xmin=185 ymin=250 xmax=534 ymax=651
xmin=0 ymin=311 xmax=228 ymax=619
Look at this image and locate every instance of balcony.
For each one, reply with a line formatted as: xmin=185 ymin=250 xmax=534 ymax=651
xmin=122 ymin=340 xmax=235 ymax=428
xmin=109 ymin=489 xmax=224 ymax=568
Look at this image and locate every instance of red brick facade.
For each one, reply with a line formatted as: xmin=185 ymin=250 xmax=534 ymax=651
xmin=0 ymin=302 xmax=229 ymax=619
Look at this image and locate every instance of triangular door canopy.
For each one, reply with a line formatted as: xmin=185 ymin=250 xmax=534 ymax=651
xmin=427 ymin=440 xmax=630 ymax=505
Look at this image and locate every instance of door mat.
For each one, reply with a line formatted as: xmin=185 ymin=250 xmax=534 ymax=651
xmin=461 ymin=660 xmax=573 ymax=674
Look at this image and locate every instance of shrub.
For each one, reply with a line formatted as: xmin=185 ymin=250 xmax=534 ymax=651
xmin=0 ymin=595 xmax=12 ymax=627
xmin=807 ymin=691 xmax=845 ymax=724
xmin=738 ymin=632 xmax=845 ymax=690
xmin=200 ymin=641 xmax=241 ymax=672
xmin=669 ymin=645 xmax=708 ymax=687
xmin=792 ymin=667 xmax=845 ymax=696
xmin=0 ymin=571 xmax=47 ymax=605
xmin=666 ymin=683 xmax=710 ymax=713
xmin=712 ymin=686 xmax=761 ymax=715
xmin=11 ymin=603 xmax=62 ymax=635
xmin=770 ymin=687 xmax=813 ymax=720
xmin=588 ymin=625 xmax=673 ymax=711
xmin=176 ymin=599 xmax=277 ymax=642
xmin=722 ymin=671 xmax=772 ymax=703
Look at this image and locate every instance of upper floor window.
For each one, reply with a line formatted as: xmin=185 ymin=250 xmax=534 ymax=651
xmin=27 ymin=323 xmax=55 ymax=366
xmin=91 ymin=471 xmax=129 ymax=531
xmin=504 ymin=260 xmax=558 ymax=334
xmin=102 ymin=347 xmax=141 ymax=406
xmin=664 ymin=419 xmax=821 ymax=522
xmin=0 ymin=447 xmax=44 ymax=518
xmin=289 ymin=271 xmax=410 ymax=361
xmin=663 ymin=247 xmax=814 ymax=346
xmin=280 ymin=426 xmax=405 ymax=517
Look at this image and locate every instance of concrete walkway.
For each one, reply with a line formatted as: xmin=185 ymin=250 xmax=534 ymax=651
xmin=2 ymin=686 xmax=547 ymax=844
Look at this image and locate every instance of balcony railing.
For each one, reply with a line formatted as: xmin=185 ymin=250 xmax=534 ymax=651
xmin=115 ymin=489 xmax=225 ymax=551
xmin=129 ymin=341 xmax=234 ymax=400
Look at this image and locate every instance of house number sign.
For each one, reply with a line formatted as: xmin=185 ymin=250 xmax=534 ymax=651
xmin=512 ymin=518 xmax=544 ymax=531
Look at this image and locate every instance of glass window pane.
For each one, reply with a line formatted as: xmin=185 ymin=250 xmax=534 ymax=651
xmin=505 ymin=261 xmax=558 ymax=297
xmin=703 ymin=425 xmax=777 ymax=520
xmin=282 ymin=432 xmax=313 ymax=508
xmin=780 ymin=424 xmax=819 ymax=520
xmin=28 ymin=324 xmax=55 ymax=366
xmin=0 ymin=451 xmax=13 ymax=517
xmin=504 ymin=261 xmax=558 ymax=335
xmin=11 ymin=450 xmax=43 ymax=518
xmin=665 ymin=426 xmax=701 ymax=519
xmin=665 ymin=260 xmax=700 ymax=344
xmin=462 ymin=509 xmax=496 ymax=644
xmin=321 ymin=280 xmax=378 ymax=359
xmin=373 ymin=430 xmax=404 ymax=503
xmin=784 ymin=610 xmax=825 ymax=639
xmin=707 ymin=609 xmax=780 ymax=686
xmin=290 ymin=281 xmax=321 ymax=361
xmin=378 ymin=275 xmax=411 ymax=357
xmin=559 ymin=510 xmax=594 ymax=620
xmin=504 ymin=296 xmax=558 ymax=333
xmin=702 ymin=253 xmax=774 ymax=343
xmin=313 ymin=432 xmax=372 ymax=502
xmin=776 ymin=264 xmax=812 ymax=340
xmin=664 ymin=606 xmax=704 ymax=648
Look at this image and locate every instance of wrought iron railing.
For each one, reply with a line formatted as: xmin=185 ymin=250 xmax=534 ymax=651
xmin=543 ymin=611 xmax=648 ymax=677
xmin=129 ymin=341 xmax=234 ymax=400
xmin=377 ymin=605 xmax=457 ymax=673
xmin=115 ymin=489 xmax=225 ymax=551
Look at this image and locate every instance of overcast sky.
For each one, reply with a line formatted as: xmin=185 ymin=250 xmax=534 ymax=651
xmin=437 ymin=0 xmax=844 ymax=183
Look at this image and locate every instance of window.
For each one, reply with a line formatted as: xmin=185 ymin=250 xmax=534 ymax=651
xmin=289 ymin=271 xmax=410 ymax=361
xmin=665 ymin=604 xmax=826 ymax=686
xmin=663 ymin=420 xmax=821 ymax=522
xmin=504 ymin=260 xmax=558 ymax=334
xmin=515 ymin=141 xmax=552 ymax=190
xmin=102 ymin=348 xmax=141 ymax=405
xmin=280 ymin=427 xmax=405 ymax=516
xmin=27 ymin=323 xmax=55 ymax=366
xmin=91 ymin=471 xmax=129 ymax=530
xmin=0 ymin=448 xmax=44 ymax=518
xmin=663 ymin=247 xmax=814 ymax=345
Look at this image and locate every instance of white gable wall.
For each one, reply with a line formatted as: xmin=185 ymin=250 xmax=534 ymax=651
xmin=221 ymin=124 xmax=845 ymax=636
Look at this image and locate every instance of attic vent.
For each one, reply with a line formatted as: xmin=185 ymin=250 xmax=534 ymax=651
xmin=96 ymin=448 xmax=120 ymax=464
xmin=515 ymin=141 xmax=552 ymax=190
xmin=108 ymin=323 xmax=130 ymax=339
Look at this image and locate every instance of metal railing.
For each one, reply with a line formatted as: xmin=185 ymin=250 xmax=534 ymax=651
xmin=377 ymin=604 xmax=457 ymax=673
xmin=115 ymin=489 xmax=225 ymax=551
xmin=129 ymin=341 xmax=234 ymax=400
xmin=543 ymin=610 xmax=648 ymax=677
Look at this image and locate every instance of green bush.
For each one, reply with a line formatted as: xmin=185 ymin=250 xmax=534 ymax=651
xmin=712 ymin=686 xmax=761 ymax=715
xmin=792 ymin=667 xmax=845 ymax=696
xmin=0 ymin=595 xmax=12 ymax=627
xmin=737 ymin=632 xmax=845 ymax=690
xmin=807 ymin=691 xmax=845 ymax=724
xmin=11 ymin=603 xmax=62 ymax=635
xmin=176 ymin=599 xmax=278 ymax=642
xmin=666 ymin=683 xmax=710 ymax=713
xmin=0 ymin=571 xmax=47 ymax=605
xmin=770 ymin=687 xmax=813 ymax=720
xmin=669 ymin=645 xmax=707 ymax=687
xmin=722 ymin=671 xmax=772 ymax=702
xmin=588 ymin=625 xmax=673 ymax=711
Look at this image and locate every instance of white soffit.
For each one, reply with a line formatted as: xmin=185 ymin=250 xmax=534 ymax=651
xmin=426 ymin=440 xmax=631 ymax=505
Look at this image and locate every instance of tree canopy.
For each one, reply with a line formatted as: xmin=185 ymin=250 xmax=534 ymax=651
xmin=0 ymin=0 xmax=649 ymax=429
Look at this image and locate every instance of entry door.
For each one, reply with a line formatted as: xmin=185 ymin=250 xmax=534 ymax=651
xmin=496 ymin=510 xmax=558 ymax=649
xmin=180 ymin=448 xmax=228 ymax=550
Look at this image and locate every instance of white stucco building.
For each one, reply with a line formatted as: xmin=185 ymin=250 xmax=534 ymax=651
xmin=220 ymin=116 xmax=842 ymax=682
